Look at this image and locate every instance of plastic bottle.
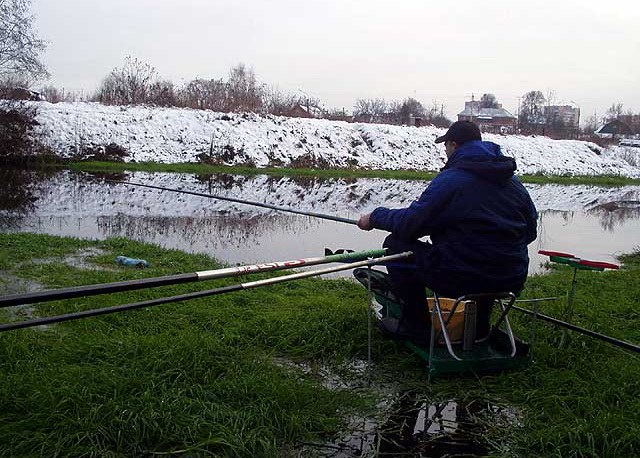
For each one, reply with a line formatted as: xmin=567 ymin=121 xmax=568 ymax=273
xmin=115 ymin=256 xmax=149 ymax=268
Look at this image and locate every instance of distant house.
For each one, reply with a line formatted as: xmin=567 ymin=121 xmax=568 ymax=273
xmin=284 ymin=102 xmax=327 ymax=119
xmin=285 ymin=103 xmax=314 ymax=119
xmin=457 ymin=100 xmax=517 ymax=134
xmin=595 ymin=120 xmax=635 ymax=138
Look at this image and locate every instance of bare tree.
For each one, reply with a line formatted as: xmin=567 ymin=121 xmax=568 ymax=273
xmin=147 ymin=80 xmax=176 ymax=107
xmin=581 ymin=114 xmax=598 ymax=134
xmin=353 ymin=98 xmax=387 ymax=122
xmin=398 ymin=97 xmax=425 ymax=125
xmin=96 ymin=57 xmax=157 ymax=105
xmin=425 ymin=100 xmax=451 ymax=128
xmin=605 ymin=102 xmax=624 ymax=122
xmin=480 ymin=93 xmax=499 ymax=109
xmin=520 ymin=90 xmax=546 ymax=132
xmin=180 ymin=78 xmax=228 ymax=111
xmin=39 ymin=84 xmax=61 ymax=103
xmin=227 ymin=63 xmax=263 ymax=112
xmin=0 ymin=0 xmax=48 ymax=81
xmin=263 ymin=86 xmax=296 ymax=116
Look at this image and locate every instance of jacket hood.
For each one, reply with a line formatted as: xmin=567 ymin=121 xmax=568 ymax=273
xmin=442 ymin=140 xmax=517 ymax=182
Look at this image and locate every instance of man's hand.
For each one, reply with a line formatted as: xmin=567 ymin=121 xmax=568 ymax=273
xmin=357 ymin=213 xmax=373 ymax=231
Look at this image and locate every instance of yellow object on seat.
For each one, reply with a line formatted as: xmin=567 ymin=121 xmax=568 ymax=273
xmin=427 ymin=297 xmax=466 ymax=343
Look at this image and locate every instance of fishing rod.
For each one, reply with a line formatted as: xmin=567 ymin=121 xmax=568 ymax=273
xmin=512 ymin=305 xmax=640 ymax=354
xmin=0 ymin=249 xmax=386 ymax=308
xmin=107 ymin=180 xmax=358 ymax=225
xmin=0 ymin=252 xmax=412 ymax=333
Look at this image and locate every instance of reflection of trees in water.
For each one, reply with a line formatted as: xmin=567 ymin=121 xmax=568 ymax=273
xmin=584 ymin=189 xmax=640 ymax=231
xmin=77 ymin=170 xmax=131 ymax=183
xmin=0 ymin=167 xmax=61 ymax=228
xmin=540 ymin=205 xmax=640 ymax=232
xmin=540 ymin=209 xmax=575 ymax=223
xmin=96 ymin=212 xmax=316 ymax=251
xmin=586 ymin=204 xmax=640 ymax=232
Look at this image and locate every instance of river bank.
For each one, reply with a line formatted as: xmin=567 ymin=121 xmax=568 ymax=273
xmin=29 ymin=101 xmax=640 ymax=177
xmin=1 ymin=233 xmax=638 ymax=456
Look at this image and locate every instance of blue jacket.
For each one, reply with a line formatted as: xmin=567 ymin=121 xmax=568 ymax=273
xmin=370 ymin=140 xmax=538 ymax=295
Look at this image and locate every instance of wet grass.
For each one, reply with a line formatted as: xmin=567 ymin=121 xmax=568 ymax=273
xmin=1 ymin=233 xmax=639 ymax=457
xmin=68 ymin=161 xmax=640 ymax=186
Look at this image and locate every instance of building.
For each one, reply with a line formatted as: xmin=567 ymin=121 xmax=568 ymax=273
xmin=285 ymin=103 xmax=314 ymax=119
xmin=457 ymin=100 xmax=517 ymax=134
xmin=595 ymin=119 xmax=634 ymax=138
xmin=543 ymin=105 xmax=580 ymax=128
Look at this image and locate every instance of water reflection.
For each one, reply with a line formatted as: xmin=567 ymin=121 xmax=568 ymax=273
xmin=0 ymin=169 xmax=639 ymax=271
xmin=586 ymin=200 xmax=640 ymax=232
xmin=96 ymin=213 xmax=313 ymax=251
xmin=0 ymin=167 xmax=56 ymax=228
xmin=326 ymin=390 xmax=519 ymax=457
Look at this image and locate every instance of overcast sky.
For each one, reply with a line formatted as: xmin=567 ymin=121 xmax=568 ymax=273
xmin=34 ymin=0 xmax=639 ymax=122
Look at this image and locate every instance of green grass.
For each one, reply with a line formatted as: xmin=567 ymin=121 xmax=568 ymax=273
xmin=68 ymin=161 xmax=640 ymax=186
xmin=1 ymin=234 xmax=639 ymax=457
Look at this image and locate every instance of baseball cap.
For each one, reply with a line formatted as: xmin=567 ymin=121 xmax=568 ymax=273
xmin=435 ymin=121 xmax=482 ymax=144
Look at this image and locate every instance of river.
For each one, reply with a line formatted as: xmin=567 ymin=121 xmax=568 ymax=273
xmin=1 ymin=168 xmax=639 ymax=275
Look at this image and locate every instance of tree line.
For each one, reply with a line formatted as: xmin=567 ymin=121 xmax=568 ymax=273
xmin=38 ymin=56 xmax=452 ymax=127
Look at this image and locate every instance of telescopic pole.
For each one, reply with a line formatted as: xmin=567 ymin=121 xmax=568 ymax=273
xmin=0 ymin=249 xmax=386 ymax=308
xmin=0 ymin=252 xmax=412 ymax=333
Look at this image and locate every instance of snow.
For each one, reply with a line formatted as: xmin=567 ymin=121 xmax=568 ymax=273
xmin=31 ymin=101 xmax=640 ymax=177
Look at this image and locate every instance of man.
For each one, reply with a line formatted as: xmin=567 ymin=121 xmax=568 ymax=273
xmin=357 ymin=121 xmax=538 ymax=343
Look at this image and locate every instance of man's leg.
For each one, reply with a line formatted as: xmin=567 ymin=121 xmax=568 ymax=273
xmin=382 ymin=235 xmax=432 ymax=342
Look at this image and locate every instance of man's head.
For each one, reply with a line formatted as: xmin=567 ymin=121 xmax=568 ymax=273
xmin=435 ymin=121 xmax=482 ymax=157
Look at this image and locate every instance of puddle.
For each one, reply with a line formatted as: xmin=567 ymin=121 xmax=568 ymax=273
xmin=313 ymin=393 xmax=520 ymax=457
xmin=1 ymin=247 xmax=109 ymax=327
xmin=0 ymin=272 xmax=45 ymax=326
xmin=0 ymin=272 xmax=44 ymax=296
xmin=32 ymin=247 xmax=114 ymax=271
xmin=272 ymin=357 xmax=373 ymax=391
xmin=275 ymin=358 xmax=520 ymax=457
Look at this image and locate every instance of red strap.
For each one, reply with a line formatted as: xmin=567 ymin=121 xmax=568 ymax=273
xmin=538 ymin=250 xmax=576 ymax=258
xmin=578 ymin=259 xmax=619 ymax=270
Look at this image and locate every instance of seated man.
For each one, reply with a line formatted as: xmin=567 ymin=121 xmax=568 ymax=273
xmin=357 ymin=121 xmax=538 ymax=344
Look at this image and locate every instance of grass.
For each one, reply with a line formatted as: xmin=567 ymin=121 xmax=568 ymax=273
xmin=1 ymin=233 xmax=639 ymax=457
xmin=68 ymin=161 xmax=640 ymax=187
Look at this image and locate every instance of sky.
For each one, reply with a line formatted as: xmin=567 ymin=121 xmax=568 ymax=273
xmin=33 ymin=0 xmax=640 ymax=123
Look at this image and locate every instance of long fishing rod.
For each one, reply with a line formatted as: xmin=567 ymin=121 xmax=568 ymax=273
xmin=0 ymin=252 xmax=412 ymax=333
xmin=107 ymin=180 xmax=358 ymax=225
xmin=0 ymin=249 xmax=386 ymax=308
xmin=512 ymin=305 xmax=640 ymax=354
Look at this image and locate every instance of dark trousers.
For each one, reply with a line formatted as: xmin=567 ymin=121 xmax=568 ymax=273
xmin=383 ymin=235 xmax=432 ymax=333
xmin=382 ymin=235 xmax=493 ymax=338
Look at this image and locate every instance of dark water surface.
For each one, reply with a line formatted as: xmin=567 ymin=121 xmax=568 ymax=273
xmin=1 ymin=168 xmax=639 ymax=275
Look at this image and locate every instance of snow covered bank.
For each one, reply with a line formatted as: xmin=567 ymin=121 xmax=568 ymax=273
xmin=32 ymin=101 xmax=640 ymax=177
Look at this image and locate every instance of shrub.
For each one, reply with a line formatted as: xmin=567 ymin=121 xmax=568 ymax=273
xmin=0 ymin=100 xmax=39 ymax=159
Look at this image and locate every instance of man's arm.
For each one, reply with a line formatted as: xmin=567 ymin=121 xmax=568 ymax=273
xmin=362 ymin=174 xmax=455 ymax=240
